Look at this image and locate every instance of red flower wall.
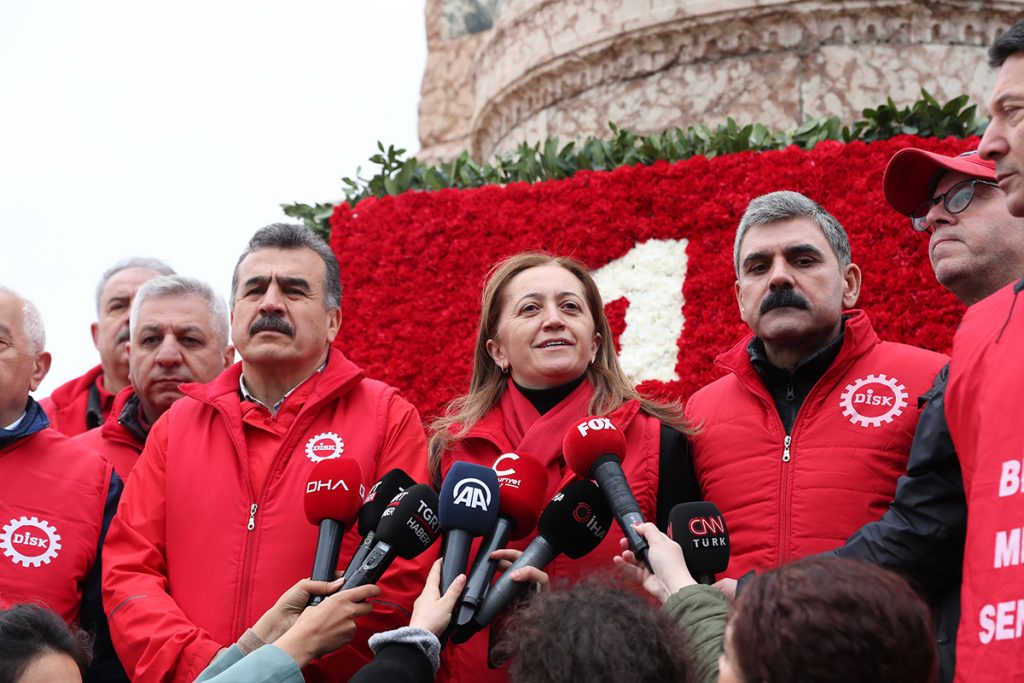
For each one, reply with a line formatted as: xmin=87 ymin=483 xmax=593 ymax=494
xmin=330 ymin=135 xmax=971 ymax=420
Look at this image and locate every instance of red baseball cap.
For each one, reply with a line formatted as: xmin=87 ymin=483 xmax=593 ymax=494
xmin=883 ymin=148 xmax=996 ymax=216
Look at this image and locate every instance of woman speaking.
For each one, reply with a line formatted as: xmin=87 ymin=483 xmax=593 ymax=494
xmin=429 ymin=252 xmax=700 ymax=682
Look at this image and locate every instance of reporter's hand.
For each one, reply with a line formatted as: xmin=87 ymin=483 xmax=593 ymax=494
xmin=410 ymin=559 xmax=466 ymax=636
xmin=491 ymin=548 xmax=550 ymax=589
xmin=251 ymin=576 xmax=345 ymax=643
xmin=275 ymin=583 xmax=381 ymax=667
xmin=712 ymin=577 xmax=737 ymax=600
xmin=612 ymin=522 xmax=695 ymax=604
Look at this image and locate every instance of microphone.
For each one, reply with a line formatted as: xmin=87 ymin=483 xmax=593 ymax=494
xmin=455 ymin=452 xmax=548 ymax=629
xmin=303 ymin=458 xmax=365 ymax=605
xmin=438 ymin=461 xmax=500 ymax=593
xmin=345 ymin=484 xmax=441 ymax=588
xmin=667 ymin=502 xmax=730 ymax=585
xmin=452 ymin=478 xmax=612 ymax=643
xmin=342 ymin=468 xmax=417 ymax=581
xmin=563 ymin=416 xmax=651 ymax=571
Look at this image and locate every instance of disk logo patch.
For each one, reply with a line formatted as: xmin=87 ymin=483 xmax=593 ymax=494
xmin=305 ymin=432 xmax=344 ymax=463
xmin=839 ymin=374 xmax=908 ymax=427
xmin=1 ymin=516 xmax=61 ymax=568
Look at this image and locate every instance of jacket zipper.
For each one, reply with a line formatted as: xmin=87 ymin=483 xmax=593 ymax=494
xmin=782 ymin=434 xmax=791 ymax=462
xmin=247 ymin=503 xmax=258 ymax=531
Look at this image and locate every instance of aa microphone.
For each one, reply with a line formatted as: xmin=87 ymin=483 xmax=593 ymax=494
xmin=303 ymin=458 xmax=365 ymax=605
xmin=452 ymin=479 xmax=612 ymax=643
xmin=438 ymin=462 xmax=500 ymax=593
xmin=342 ymin=468 xmax=417 ymax=581
xmin=345 ymin=484 xmax=441 ymax=588
xmin=455 ymin=452 xmax=548 ymax=629
xmin=667 ymin=501 xmax=730 ymax=585
xmin=563 ymin=416 xmax=651 ymax=571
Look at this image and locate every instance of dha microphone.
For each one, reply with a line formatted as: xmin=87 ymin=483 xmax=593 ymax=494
xmin=563 ymin=416 xmax=651 ymax=571
xmin=455 ymin=452 xmax=549 ymax=629
xmin=345 ymin=484 xmax=441 ymax=588
xmin=439 ymin=462 xmax=501 ymax=594
xmin=452 ymin=479 xmax=612 ymax=644
xmin=667 ymin=502 xmax=730 ymax=585
xmin=342 ymin=468 xmax=417 ymax=581
xmin=303 ymin=458 xmax=365 ymax=605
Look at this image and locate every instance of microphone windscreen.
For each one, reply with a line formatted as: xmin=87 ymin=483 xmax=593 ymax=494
xmin=491 ymin=452 xmax=549 ymax=540
xmin=537 ymin=479 xmax=612 ymax=559
xmin=562 ymin=416 xmax=628 ymax=477
xmin=439 ymin=461 xmax=500 ymax=536
xmin=303 ymin=458 xmax=365 ymax=525
xmin=358 ymin=468 xmax=417 ymax=537
xmin=668 ymin=502 xmax=730 ymax=576
xmin=376 ymin=483 xmax=442 ymax=559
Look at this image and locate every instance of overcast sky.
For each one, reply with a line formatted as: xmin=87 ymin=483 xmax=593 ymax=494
xmin=0 ymin=1 xmax=427 ymax=395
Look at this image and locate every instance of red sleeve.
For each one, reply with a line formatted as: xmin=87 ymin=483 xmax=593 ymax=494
xmin=101 ymin=415 xmax=223 ymax=683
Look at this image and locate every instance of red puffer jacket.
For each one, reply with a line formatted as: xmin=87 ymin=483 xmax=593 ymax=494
xmin=102 ymin=349 xmax=433 ymax=683
xmin=686 ymin=310 xmax=946 ymax=578
xmin=75 ymin=386 xmax=145 ymax=480
xmin=39 ymin=363 xmax=113 ymax=436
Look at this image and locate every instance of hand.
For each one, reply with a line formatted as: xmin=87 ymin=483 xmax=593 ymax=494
xmin=409 ymin=559 xmax=466 ymax=636
xmin=274 ymin=583 xmax=381 ymax=667
xmin=612 ymin=522 xmax=695 ymax=604
xmin=712 ymin=577 xmax=737 ymax=600
xmin=491 ymin=548 xmax=550 ymax=589
xmin=251 ymin=576 xmax=345 ymax=643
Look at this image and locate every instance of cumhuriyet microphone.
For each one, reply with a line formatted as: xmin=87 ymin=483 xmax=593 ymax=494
xmin=667 ymin=501 xmax=730 ymax=585
xmin=303 ymin=458 xmax=364 ymax=605
xmin=438 ymin=461 xmax=500 ymax=593
xmin=342 ymin=468 xmax=416 ymax=581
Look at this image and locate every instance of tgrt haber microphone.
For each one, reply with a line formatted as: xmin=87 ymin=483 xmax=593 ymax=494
xmin=455 ymin=452 xmax=548 ymax=629
xmin=303 ymin=457 xmax=364 ymax=605
xmin=345 ymin=484 xmax=441 ymax=588
xmin=438 ymin=462 xmax=500 ymax=593
xmin=667 ymin=501 xmax=730 ymax=585
xmin=452 ymin=479 xmax=612 ymax=643
xmin=563 ymin=416 xmax=651 ymax=570
xmin=342 ymin=468 xmax=416 ymax=581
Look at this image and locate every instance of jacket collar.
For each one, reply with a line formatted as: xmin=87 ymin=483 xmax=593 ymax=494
xmin=0 ymin=398 xmax=50 ymax=450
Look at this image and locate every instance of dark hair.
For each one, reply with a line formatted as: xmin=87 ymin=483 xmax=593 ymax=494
xmin=729 ymin=557 xmax=936 ymax=683
xmin=230 ymin=223 xmax=342 ymax=311
xmin=0 ymin=604 xmax=92 ymax=681
xmin=989 ymin=20 xmax=1024 ymax=67
xmin=496 ymin=577 xmax=692 ymax=683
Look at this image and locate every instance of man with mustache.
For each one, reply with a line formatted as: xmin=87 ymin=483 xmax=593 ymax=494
xmin=40 ymin=258 xmax=175 ymax=436
xmin=102 ymin=224 xmax=431 ymax=683
xmin=685 ymin=191 xmax=946 ymax=586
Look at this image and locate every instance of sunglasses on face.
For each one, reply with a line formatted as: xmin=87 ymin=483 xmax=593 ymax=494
xmin=911 ymin=178 xmax=1001 ymax=232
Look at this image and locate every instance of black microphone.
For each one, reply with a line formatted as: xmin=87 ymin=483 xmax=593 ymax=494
xmin=302 ymin=458 xmax=365 ymax=605
xmin=345 ymin=484 xmax=441 ymax=588
xmin=438 ymin=461 xmax=500 ymax=594
xmin=342 ymin=468 xmax=416 ymax=581
xmin=452 ymin=479 xmax=612 ymax=643
xmin=667 ymin=502 xmax=730 ymax=585
xmin=563 ymin=416 xmax=651 ymax=571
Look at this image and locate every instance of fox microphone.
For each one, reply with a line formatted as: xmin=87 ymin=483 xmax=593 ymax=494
xmin=303 ymin=457 xmax=364 ymax=605
xmin=342 ymin=468 xmax=417 ymax=581
xmin=563 ymin=416 xmax=650 ymax=570
xmin=667 ymin=501 xmax=730 ymax=585
xmin=438 ymin=461 xmax=500 ymax=593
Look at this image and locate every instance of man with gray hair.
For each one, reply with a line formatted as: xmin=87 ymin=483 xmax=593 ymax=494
xmin=41 ymin=257 xmax=175 ymax=436
xmin=75 ymin=275 xmax=234 ymax=479
xmin=103 ymin=224 xmax=432 ymax=682
xmin=685 ymin=191 xmax=946 ymax=584
xmin=0 ymin=286 xmax=124 ymax=681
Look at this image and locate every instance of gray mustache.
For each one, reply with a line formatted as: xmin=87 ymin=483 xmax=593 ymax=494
xmin=249 ymin=315 xmax=294 ymax=338
xmin=759 ymin=288 xmax=809 ymax=315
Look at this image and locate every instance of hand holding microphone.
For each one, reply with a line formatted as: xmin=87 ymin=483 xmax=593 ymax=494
xmin=303 ymin=458 xmax=365 ymax=605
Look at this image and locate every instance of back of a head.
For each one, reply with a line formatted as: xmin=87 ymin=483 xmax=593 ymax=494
xmin=498 ymin=578 xmax=691 ymax=683
xmin=730 ymin=556 xmax=936 ymax=683
xmin=0 ymin=604 xmax=92 ymax=682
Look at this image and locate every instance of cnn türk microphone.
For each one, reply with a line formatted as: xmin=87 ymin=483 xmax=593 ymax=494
xmin=452 ymin=479 xmax=612 ymax=644
xmin=345 ymin=484 xmax=441 ymax=589
xmin=667 ymin=501 xmax=730 ymax=585
xmin=342 ymin=468 xmax=416 ymax=581
xmin=438 ymin=462 xmax=500 ymax=594
xmin=563 ymin=416 xmax=651 ymax=571
xmin=455 ymin=452 xmax=548 ymax=629
xmin=303 ymin=458 xmax=365 ymax=605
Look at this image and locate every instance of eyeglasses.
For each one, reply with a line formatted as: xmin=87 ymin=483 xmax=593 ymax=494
xmin=911 ymin=179 xmax=1001 ymax=232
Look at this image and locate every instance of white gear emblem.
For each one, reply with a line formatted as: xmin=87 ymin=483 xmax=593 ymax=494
xmin=1 ymin=516 xmax=61 ymax=568
xmin=305 ymin=432 xmax=344 ymax=463
xmin=839 ymin=374 xmax=908 ymax=428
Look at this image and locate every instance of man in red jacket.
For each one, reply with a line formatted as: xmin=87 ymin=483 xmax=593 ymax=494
xmin=685 ymin=191 xmax=946 ymax=585
xmin=102 ymin=224 xmax=432 ymax=683
xmin=40 ymin=258 xmax=175 ymax=436
xmin=76 ymin=274 xmax=235 ymax=480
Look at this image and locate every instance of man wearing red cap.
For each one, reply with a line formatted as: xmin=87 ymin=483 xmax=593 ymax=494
xmin=829 ymin=145 xmax=1024 ymax=683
